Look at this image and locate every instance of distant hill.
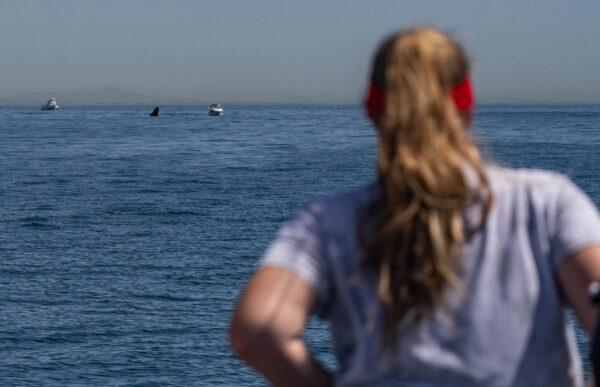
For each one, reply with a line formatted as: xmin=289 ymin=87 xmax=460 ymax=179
xmin=0 ymin=87 xmax=155 ymax=106
xmin=0 ymin=87 xmax=360 ymax=106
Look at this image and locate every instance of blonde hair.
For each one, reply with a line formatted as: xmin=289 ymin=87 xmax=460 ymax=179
xmin=363 ymin=27 xmax=491 ymax=341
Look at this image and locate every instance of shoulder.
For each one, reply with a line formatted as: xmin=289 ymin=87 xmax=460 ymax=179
xmin=303 ymin=182 xmax=378 ymax=225
xmin=278 ymin=183 xmax=378 ymax=246
xmin=274 ymin=182 xmax=377 ymax=240
xmin=484 ymin=166 xmax=600 ymax=243
xmin=318 ymin=182 xmax=378 ymax=210
xmin=486 ymin=165 xmax=570 ymax=189
xmin=485 ymin=165 xmax=573 ymax=201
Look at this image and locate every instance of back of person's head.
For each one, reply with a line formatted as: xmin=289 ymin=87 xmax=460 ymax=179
xmin=363 ymin=27 xmax=492 ymax=343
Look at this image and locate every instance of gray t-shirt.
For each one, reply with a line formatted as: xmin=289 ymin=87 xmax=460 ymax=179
xmin=260 ymin=166 xmax=600 ymax=386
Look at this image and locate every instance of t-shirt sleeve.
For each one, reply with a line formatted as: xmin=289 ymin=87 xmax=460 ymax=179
xmin=550 ymin=175 xmax=600 ymax=266
xmin=259 ymin=203 xmax=332 ymax=317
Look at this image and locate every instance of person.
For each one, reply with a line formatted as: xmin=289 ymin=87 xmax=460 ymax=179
xmin=229 ymin=27 xmax=600 ymax=386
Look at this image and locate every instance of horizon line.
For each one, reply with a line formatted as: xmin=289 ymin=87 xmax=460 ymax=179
xmin=1 ymin=101 xmax=599 ymax=107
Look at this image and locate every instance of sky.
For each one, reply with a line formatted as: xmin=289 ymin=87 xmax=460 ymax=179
xmin=0 ymin=0 xmax=599 ymax=104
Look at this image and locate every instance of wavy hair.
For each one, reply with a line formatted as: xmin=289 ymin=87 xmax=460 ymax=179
xmin=363 ymin=27 xmax=492 ymax=341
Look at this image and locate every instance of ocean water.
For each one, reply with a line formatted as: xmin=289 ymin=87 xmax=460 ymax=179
xmin=0 ymin=104 xmax=599 ymax=385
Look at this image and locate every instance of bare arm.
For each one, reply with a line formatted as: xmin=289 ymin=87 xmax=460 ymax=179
xmin=557 ymin=246 xmax=600 ymax=387
xmin=229 ymin=267 xmax=333 ymax=387
xmin=557 ymin=245 xmax=600 ymax=332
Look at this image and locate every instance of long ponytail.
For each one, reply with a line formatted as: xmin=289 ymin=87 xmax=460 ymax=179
xmin=363 ymin=28 xmax=491 ymax=341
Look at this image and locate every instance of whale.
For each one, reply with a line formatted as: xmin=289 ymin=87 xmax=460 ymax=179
xmin=150 ymin=107 xmax=159 ymax=117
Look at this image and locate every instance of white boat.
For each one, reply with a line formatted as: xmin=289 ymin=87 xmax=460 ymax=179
xmin=208 ymin=104 xmax=223 ymax=116
xmin=41 ymin=97 xmax=59 ymax=110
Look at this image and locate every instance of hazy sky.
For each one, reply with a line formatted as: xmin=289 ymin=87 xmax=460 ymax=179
xmin=1 ymin=1 xmax=599 ymax=104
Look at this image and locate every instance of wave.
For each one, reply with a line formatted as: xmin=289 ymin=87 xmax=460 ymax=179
xmin=17 ymin=215 xmax=58 ymax=229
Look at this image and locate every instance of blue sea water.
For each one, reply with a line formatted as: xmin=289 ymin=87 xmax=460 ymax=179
xmin=0 ymin=104 xmax=599 ymax=385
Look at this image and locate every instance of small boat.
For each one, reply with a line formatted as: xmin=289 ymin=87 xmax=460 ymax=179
xmin=208 ymin=104 xmax=223 ymax=116
xmin=41 ymin=97 xmax=59 ymax=110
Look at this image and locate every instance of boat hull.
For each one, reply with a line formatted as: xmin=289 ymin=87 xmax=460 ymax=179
xmin=208 ymin=110 xmax=223 ymax=116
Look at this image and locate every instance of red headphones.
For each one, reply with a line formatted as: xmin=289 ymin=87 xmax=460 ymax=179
xmin=365 ymin=76 xmax=474 ymax=120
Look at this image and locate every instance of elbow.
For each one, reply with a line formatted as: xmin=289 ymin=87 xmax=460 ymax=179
xmin=229 ymin=315 xmax=282 ymax=364
xmin=229 ymin=316 xmax=263 ymax=361
xmin=229 ymin=319 xmax=249 ymax=358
